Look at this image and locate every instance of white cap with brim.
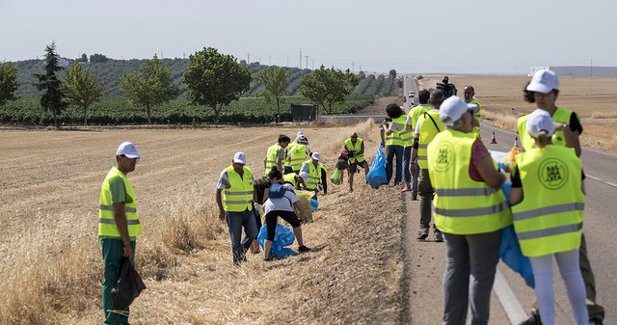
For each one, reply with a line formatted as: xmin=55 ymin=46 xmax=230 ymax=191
xmin=233 ymin=152 xmax=247 ymax=164
xmin=116 ymin=142 xmax=141 ymax=158
xmin=311 ymin=152 xmax=321 ymax=161
xmin=526 ymin=109 xmax=555 ymax=138
xmin=439 ymin=96 xmax=479 ymax=127
xmin=527 ymin=69 xmax=559 ymax=94
xmin=299 ymin=171 xmax=309 ymax=184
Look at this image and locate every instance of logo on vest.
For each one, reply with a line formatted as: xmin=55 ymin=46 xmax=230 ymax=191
xmin=538 ymin=158 xmax=569 ymax=190
xmin=433 ymin=142 xmax=454 ymax=172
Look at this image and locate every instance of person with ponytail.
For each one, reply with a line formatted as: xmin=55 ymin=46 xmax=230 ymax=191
xmin=510 ymin=110 xmax=588 ymax=325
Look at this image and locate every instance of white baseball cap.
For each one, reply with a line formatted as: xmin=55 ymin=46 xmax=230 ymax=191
xmin=439 ymin=96 xmax=479 ymax=127
xmin=527 ymin=69 xmax=559 ymax=94
xmin=116 ymin=142 xmax=141 ymax=158
xmin=526 ymin=109 xmax=555 ymax=138
xmin=311 ymin=152 xmax=321 ymax=161
xmin=232 ymin=152 xmax=247 ymax=164
xmin=296 ymin=131 xmax=304 ymax=137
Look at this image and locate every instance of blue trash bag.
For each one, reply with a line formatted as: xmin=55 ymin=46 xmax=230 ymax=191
xmin=257 ymin=223 xmax=298 ymax=260
xmin=366 ymin=144 xmax=388 ymax=189
xmin=310 ymin=198 xmax=318 ymax=212
xmin=498 ymin=181 xmax=535 ymax=288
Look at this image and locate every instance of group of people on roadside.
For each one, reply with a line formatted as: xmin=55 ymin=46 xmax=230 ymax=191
xmin=380 ymin=70 xmax=603 ymax=325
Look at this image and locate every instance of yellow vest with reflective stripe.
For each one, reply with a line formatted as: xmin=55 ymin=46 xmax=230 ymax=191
xmin=265 ymin=143 xmax=282 ymax=174
xmin=417 ymin=109 xmax=444 ymax=169
xmin=469 ymin=98 xmax=482 ymax=118
xmin=289 ymin=143 xmax=308 ymax=172
xmin=344 ymin=138 xmax=366 ymax=164
xmin=302 ymin=160 xmax=322 ymax=191
xmin=517 ymin=107 xmax=574 ymax=151
xmin=283 ymin=173 xmax=299 ymax=189
xmin=223 ymin=165 xmax=254 ymax=212
xmin=428 ymin=129 xmax=512 ymax=235
xmin=511 ymin=145 xmax=584 ymax=257
xmin=99 ymin=167 xmax=142 ymax=238
xmin=385 ymin=115 xmax=407 ymax=147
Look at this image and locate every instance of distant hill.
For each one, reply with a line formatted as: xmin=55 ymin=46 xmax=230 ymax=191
xmin=12 ymin=58 xmax=401 ymax=98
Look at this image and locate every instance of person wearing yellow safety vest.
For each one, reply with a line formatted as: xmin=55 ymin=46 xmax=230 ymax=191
xmin=216 ymin=152 xmax=259 ymax=265
xmin=299 ymin=152 xmax=322 ymax=199
xmin=344 ymin=132 xmax=369 ymax=193
xmin=403 ymin=89 xmax=431 ymax=198
xmin=411 ymin=89 xmax=445 ymax=241
xmin=99 ymin=141 xmax=143 ymax=325
xmin=380 ymin=104 xmax=406 ymax=186
xmin=510 ymin=110 xmax=588 ymax=325
xmin=282 ymin=172 xmax=305 ymax=190
xmin=285 ymin=135 xmax=311 ymax=175
xmin=464 ymin=86 xmax=482 ymax=136
xmin=516 ymin=70 xmax=602 ymax=325
xmin=264 ymin=135 xmax=291 ymax=174
xmin=428 ymin=96 xmax=511 ymax=325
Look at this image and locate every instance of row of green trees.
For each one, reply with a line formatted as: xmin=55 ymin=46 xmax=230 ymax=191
xmin=0 ymin=43 xmax=361 ymax=126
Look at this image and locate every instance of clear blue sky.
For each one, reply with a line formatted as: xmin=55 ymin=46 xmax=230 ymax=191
xmin=2 ymin=0 xmax=616 ymax=74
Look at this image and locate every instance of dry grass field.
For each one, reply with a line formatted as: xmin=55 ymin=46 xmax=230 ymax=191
xmin=419 ymin=75 xmax=617 ymax=152
xmin=0 ymin=121 xmax=406 ymax=324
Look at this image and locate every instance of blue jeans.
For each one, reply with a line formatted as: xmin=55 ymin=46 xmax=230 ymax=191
xmin=386 ymin=145 xmax=404 ymax=184
xmin=402 ymin=146 xmax=412 ymax=183
xmin=226 ymin=210 xmax=258 ymax=264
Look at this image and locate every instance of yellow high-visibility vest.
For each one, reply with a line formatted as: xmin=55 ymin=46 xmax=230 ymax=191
xmin=302 ymin=160 xmax=322 ymax=191
xmin=289 ymin=143 xmax=308 ymax=172
xmin=512 ymin=145 xmax=584 ymax=257
xmin=222 ymin=165 xmax=254 ymax=212
xmin=99 ymin=167 xmax=142 ymax=238
xmin=517 ymin=107 xmax=574 ymax=151
xmin=265 ymin=143 xmax=282 ymax=174
xmin=405 ymin=104 xmax=431 ymax=148
xmin=283 ymin=173 xmax=299 ymax=189
xmin=428 ymin=129 xmax=511 ymax=235
xmin=385 ymin=115 xmax=407 ymax=147
xmin=344 ymin=138 xmax=366 ymax=164
xmin=417 ymin=109 xmax=444 ymax=169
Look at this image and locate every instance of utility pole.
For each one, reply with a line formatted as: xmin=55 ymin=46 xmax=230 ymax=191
xmin=305 ymin=56 xmax=309 ymax=69
xmin=352 ymin=61 xmax=355 ymax=74
xmin=311 ymin=58 xmax=314 ymax=69
xmin=299 ymin=49 xmax=302 ymax=68
xmin=247 ymin=53 xmax=250 ymax=64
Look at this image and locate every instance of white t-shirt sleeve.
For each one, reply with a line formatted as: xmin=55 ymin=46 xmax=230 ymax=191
xmin=216 ymin=170 xmax=230 ymax=190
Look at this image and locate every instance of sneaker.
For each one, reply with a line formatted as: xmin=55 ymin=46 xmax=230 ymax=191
xmin=298 ymin=245 xmax=311 ymax=253
xmin=518 ymin=312 xmax=542 ymax=325
xmin=349 ymin=187 xmax=354 ymax=193
xmin=589 ymin=318 xmax=603 ymax=325
xmin=417 ymin=230 xmax=429 ymax=240
xmin=411 ymin=192 xmax=418 ymax=201
xmin=434 ymin=231 xmax=444 ymax=242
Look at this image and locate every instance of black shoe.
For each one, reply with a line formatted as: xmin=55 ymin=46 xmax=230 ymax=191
xmin=411 ymin=192 xmax=418 ymax=201
xmin=349 ymin=187 xmax=354 ymax=193
xmin=298 ymin=245 xmax=311 ymax=253
xmin=417 ymin=231 xmax=429 ymax=240
xmin=589 ymin=318 xmax=603 ymax=325
xmin=434 ymin=231 xmax=444 ymax=242
xmin=518 ymin=312 xmax=542 ymax=325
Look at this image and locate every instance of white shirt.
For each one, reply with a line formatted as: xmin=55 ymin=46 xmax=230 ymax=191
xmin=263 ymin=190 xmax=299 ymax=215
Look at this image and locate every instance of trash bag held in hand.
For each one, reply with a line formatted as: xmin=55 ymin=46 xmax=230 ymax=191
xmin=111 ymin=257 xmax=147 ymax=311
xmin=330 ymin=168 xmax=342 ymax=185
xmin=257 ymin=224 xmax=298 ymax=260
xmin=366 ymin=144 xmax=388 ymax=189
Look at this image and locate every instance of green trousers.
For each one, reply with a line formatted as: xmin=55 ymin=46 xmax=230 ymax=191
xmin=101 ymin=238 xmax=136 ymax=325
xmin=532 ymin=234 xmax=604 ymax=320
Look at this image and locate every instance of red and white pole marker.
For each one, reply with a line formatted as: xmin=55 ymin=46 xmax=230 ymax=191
xmin=490 ymin=132 xmax=497 ymax=144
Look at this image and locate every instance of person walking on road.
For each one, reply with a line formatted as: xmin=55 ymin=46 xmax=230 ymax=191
xmin=510 ymin=110 xmax=588 ymax=325
xmin=517 ymin=69 xmax=604 ymax=325
xmin=264 ymin=135 xmax=291 ymax=174
xmin=216 ymin=152 xmax=259 ymax=265
xmin=428 ymin=97 xmax=511 ymax=325
xmin=343 ymin=132 xmax=369 ymax=193
xmin=412 ymin=89 xmax=445 ymax=241
xmin=403 ymin=89 xmax=431 ymax=198
xmin=380 ymin=103 xmax=406 ymax=186
xmin=99 ymin=141 xmax=143 ymax=325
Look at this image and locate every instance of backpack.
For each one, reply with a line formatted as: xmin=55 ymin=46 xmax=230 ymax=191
xmin=268 ymin=183 xmax=287 ymax=199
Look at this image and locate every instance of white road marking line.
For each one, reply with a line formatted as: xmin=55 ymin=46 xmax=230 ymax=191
xmin=493 ymin=269 xmax=528 ymax=325
xmin=586 ymin=175 xmax=617 ymax=188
